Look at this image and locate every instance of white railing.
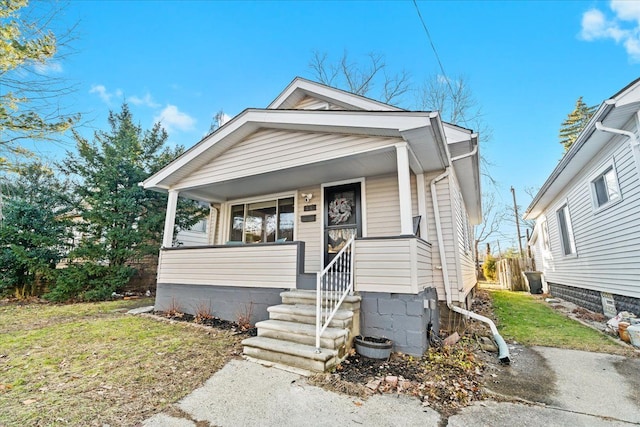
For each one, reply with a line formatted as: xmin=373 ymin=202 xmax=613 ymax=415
xmin=315 ymin=236 xmax=355 ymax=351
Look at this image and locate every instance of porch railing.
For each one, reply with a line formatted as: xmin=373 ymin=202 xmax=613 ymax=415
xmin=315 ymin=236 xmax=355 ymax=351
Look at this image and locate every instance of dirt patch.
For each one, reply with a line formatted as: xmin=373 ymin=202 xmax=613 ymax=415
xmin=154 ymin=310 xmax=258 ymax=336
xmin=614 ymin=358 xmax=640 ymax=404
xmin=479 ymin=345 xmax=557 ymax=405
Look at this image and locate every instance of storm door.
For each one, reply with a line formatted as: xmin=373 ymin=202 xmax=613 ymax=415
xmin=323 ymin=183 xmax=362 ymax=266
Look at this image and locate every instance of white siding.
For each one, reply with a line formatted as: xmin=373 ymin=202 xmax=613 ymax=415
xmin=291 ymin=95 xmax=343 ymax=110
xmin=364 ymin=173 xmax=418 ymax=238
xmin=157 ymin=244 xmax=299 ymax=288
xmin=451 ymin=172 xmax=477 ymax=297
xmin=177 ymin=129 xmax=398 ymax=188
xmin=354 ymin=237 xmax=431 ymax=293
xmin=175 ymin=230 xmax=208 ymax=247
xmin=538 ymin=132 xmax=640 ymax=299
xmin=297 ymin=185 xmax=322 ymax=273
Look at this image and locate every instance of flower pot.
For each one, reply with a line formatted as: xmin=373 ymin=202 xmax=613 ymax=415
xmin=354 ymin=335 xmax=392 ymax=359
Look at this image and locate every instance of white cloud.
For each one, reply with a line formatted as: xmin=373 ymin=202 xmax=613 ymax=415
xmin=34 ymin=61 xmax=63 ymax=74
xmin=89 ymin=84 xmax=123 ymax=104
xmin=154 ymin=104 xmax=196 ymax=133
xmin=128 ymin=92 xmax=160 ymax=108
xmin=580 ymin=2 xmax=640 ymax=62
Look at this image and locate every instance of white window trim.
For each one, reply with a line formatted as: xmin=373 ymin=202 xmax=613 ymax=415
xmin=556 ymin=202 xmax=577 ymax=257
xmin=589 ymin=158 xmax=622 ymax=213
xmin=320 ymin=178 xmax=367 ymax=271
xmin=222 ymin=190 xmax=297 ymax=243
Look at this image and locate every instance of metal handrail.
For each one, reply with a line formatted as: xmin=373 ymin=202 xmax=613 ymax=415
xmin=315 ymin=236 xmax=355 ymax=351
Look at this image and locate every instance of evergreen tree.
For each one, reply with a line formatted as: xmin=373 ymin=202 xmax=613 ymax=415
xmin=50 ymin=104 xmax=203 ymax=301
xmin=559 ymin=97 xmax=597 ymax=152
xmin=0 ymin=162 xmax=71 ymax=297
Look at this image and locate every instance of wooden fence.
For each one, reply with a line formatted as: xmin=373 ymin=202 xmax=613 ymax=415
xmin=497 ymin=257 xmax=535 ymax=291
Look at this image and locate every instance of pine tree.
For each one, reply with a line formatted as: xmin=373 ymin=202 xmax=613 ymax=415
xmin=50 ymin=104 xmax=204 ymax=301
xmin=559 ymin=97 xmax=597 ymax=152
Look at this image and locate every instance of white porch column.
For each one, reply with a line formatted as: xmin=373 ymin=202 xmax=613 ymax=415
xmin=162 ymin=189 xmax=179 ymax=248
xmin=396 ymin=143 xmax=413 ymax=235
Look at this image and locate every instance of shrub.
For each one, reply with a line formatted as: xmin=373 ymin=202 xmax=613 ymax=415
xmin=483 ymin=254 xmax=497 ymax=282
xmin=44 ymin=263 xmax=134 ymax=302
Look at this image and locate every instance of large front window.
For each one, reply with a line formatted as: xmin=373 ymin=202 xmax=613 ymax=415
xmin=229 ymin=197 xmax=294 ymax=243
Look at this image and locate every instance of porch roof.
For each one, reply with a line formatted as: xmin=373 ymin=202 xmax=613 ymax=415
xmin=144 ymin=109 xmax=450 ymax=190
xmin=142 ymin=108 xmax=481 ymax=221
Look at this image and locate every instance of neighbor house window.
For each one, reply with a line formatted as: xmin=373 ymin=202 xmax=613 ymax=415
xmin=229 ymin=197 xmax=294 ymax=243
xmin=556 ymin=204 xmax=576 ymax=255
xmin=591 ymin=164 xmax=620 ymax=209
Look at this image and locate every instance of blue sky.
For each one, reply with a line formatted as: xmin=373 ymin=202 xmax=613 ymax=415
xmin=29 ymin=0 xmax=640 ymax=251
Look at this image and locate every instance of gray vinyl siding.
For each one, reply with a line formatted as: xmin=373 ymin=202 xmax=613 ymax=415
xmin=297 ymin=185 xmax=322 ymax=273
xmin=177 ymin=129 xmax=399 ymax=189
xmin=539 ymin=131 xmax=640 ymax=299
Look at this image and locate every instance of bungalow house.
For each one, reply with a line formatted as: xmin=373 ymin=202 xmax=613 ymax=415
xmin=525 ymin=78 xmax=640 ymax=318
xmin=143 ymin=77 xmax=482 ymax=371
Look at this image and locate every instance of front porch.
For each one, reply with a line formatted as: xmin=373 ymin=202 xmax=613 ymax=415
xmin=156 ymin=235 xmax=432 ymax=295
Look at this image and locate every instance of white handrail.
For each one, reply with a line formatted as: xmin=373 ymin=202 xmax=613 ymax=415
xmin=315 ymin=235 xmax=355 ymax=351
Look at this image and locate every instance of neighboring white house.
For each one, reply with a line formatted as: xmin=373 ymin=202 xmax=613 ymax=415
xmin=525 ymin=78 xmax=640 ymax=317
xmin=143 ymin=77 xmax=481 ymax=369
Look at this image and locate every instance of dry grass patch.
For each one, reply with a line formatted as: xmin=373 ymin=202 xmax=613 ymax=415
xmin=0 ymin=299 xmax=242 ymax=426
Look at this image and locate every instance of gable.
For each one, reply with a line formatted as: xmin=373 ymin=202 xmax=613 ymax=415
xmin=269 ymin=77 xmax=402 ymax=112
xmin=291 ymin=95 xmax=345 ymax=111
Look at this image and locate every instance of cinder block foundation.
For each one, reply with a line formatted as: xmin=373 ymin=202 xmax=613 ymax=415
xmin=358 ymin=288 xmax=439 ymax=356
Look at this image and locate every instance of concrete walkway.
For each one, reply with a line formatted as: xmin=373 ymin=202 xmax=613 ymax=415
xmin=143 ymin=346 xmax=640 ymax=426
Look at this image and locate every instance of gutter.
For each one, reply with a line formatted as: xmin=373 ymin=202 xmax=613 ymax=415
xmin=595 ymin=117 xmax=640 ymax=176
xmin=430 ymin=151 xmax=510 ymax=364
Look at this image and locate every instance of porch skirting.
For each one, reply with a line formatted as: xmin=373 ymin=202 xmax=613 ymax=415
xmin=155 ymin=283 xmax=285 ymax=325
xmin=359 ymin=287 xmax=439 ymax=356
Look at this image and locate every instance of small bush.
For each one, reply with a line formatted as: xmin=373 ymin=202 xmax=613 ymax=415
xmin=44 ymin=263 xmax=134 ymax=302
xmin=483 ymin=254 xmax=497 ymax=281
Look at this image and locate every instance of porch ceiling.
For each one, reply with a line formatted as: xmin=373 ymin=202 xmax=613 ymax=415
xmin=178 ymin=146 xmax=398 ymax=202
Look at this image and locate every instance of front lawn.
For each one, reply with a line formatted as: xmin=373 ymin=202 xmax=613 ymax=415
xmin=0 ymin=299 xmax=241 ymax=426
xmin=490 ymin=290 xmax=632 ymax=355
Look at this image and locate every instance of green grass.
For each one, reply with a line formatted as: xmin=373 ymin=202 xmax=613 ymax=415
xmin=490 ymin=290 xmax=631 ymax=355
xmin=0 ymin=299 xmax=241 ymax=426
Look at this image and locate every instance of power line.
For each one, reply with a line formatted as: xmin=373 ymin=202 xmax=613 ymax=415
xmin=411 ymin=0 xmax=469 ymax=127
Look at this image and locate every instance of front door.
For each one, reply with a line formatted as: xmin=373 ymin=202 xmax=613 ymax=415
xmin=324 ymin=183 xmax=362 ymax=266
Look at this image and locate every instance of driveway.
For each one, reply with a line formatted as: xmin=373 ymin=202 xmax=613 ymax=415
xmin=143 ymin=346 xmax=640 ymax=426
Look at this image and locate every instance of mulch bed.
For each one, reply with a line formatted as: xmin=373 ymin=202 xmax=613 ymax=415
xmin=309 ymin=290 xmax=497 ymax=417
xmin=154 ymin=311 xmax=258 ymax=336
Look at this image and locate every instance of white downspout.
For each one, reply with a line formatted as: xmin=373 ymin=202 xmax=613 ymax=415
xmin=595 ymin=120 xmax=640 ymax=175
xmin=430 ymin=145 xmax=510 ymax=364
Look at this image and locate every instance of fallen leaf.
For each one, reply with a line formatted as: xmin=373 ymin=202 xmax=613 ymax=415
xmin=353 ymin=401 xmax=363 ymax=406
xmin=22 ymin=399 xmax=37 ymax=405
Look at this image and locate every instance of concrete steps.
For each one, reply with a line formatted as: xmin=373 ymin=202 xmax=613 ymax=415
xmin=242 ymin=290 xmax=361 ymax=373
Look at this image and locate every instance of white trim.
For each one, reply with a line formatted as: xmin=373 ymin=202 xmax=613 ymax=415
xmin=222 ymin=190 xmax=297 ymax=243
xmin=556 ymin=201 xmax=577 ymax=257
xmin=163 ymin=190 xmax=179 ymax=248
xmin=268 ymin=77 xmax=402 ymax=111
xmin=320 ymin=178 xmax=366 ymax=271
xmin=416 ymin=173 xmax=428 ymax=240
xmin=395 ymin=143 xmax=413 ymax=234
xmin=589 ymin=157 xmax=623 ymax=214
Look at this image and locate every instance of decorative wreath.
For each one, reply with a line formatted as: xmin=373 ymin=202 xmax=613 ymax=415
xmin=328 ymin=197 xmax=352 ymax=224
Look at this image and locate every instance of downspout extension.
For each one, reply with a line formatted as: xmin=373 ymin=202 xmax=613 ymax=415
xmin=430 ymin=166 xmax=510 ymax=364
xmin=595 ymin=121 xmax=640 ymax=175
